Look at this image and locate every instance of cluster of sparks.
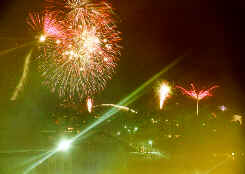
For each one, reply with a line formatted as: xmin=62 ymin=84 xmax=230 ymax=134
xmin=28 ymin=0 xmax=121 ymax=100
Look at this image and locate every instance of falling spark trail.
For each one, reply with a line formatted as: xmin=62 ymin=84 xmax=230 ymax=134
xmin=94 ymin=104 xmax=138 ymax=114
xmin=10 ymin=49 xmax=33 ymax=101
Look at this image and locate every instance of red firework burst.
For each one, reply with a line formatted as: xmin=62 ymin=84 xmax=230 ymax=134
xmin=176 ymin=83 xmax=219 ymax=116
xmin=176 ymin=83 xmax=219 ymax=100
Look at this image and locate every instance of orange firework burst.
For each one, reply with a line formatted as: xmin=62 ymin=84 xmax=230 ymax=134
xmin=176 ymin=83 xmax=219 ymax=116
xmin=28 ymin=0 xmax=121 ymax=101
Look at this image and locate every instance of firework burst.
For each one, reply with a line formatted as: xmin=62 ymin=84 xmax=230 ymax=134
xmin=28 ymin=0 xmax=121 ymax=101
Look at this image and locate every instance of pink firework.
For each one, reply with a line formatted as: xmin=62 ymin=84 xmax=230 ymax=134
xmin=176 ymin=83 xmax=219 ymax=116
xmin=27 ymin=11 xmax=67 ymax=41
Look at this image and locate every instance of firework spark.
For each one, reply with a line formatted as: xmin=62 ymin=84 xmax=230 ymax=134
xmin=11 ymin=49 xmax=33 ymax=101
xmin=86 ymin=97 xmax=93 ymax=113
xmin=159 ymin=82 xmax=171 ymax=109
xmin=176 ymin=83 xmax=219 ymax=116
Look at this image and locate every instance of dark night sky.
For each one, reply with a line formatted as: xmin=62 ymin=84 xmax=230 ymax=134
xmin=0 ymin=0 xmax=244 ymax=148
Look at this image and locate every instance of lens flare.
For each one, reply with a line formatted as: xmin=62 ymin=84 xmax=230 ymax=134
xmin=57 ymin=139 xmax=71 ymax=151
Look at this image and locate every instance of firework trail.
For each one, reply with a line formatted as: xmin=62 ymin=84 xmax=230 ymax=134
xmin=94 ymin=104 xmax=138 ymax=114
xmin=28 ymin=0 xmax=121 ymax=101
xmin=176 ymin=83 xmax=219 ymax=116
xmin=10 ymin=49 xmax=33 ymax=101
xmin=159 ymin=82 xmax=171 ymax=109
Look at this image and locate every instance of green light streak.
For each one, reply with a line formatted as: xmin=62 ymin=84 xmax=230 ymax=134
xmin=24 ymin=150 xmax=57 ymax=174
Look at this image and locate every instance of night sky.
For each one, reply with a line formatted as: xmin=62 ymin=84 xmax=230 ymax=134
xmin=0 ymin=0 xmax=244 ymax=173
